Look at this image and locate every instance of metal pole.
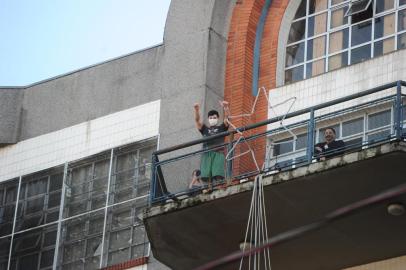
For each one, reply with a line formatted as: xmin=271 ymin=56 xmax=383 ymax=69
xmin=226 ymin=134 xmax=234 ymax=182
xmin=149 ymin=154 xmax=157 ymax=206
xmin=396 ymin=81 xmax=402 ymax=140
xmin=7 ymin=176 xmax=22 ymax=270
xmin=99 ymin=149 xmax=114 ymax=269
xmin=53 ymin=162 xmax=68 ymax=270
xmin=306 ymin=109 xmax=315 ymax=163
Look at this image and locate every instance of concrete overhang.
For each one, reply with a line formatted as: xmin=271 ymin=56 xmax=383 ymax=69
xmin=144 ymin=141 xmax=406 ymax=270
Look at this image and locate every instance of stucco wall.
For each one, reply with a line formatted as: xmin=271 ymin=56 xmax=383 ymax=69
xmin=0 ymin=88 xmax=23 ymax=144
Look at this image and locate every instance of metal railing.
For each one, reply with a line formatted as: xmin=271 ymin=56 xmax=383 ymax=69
xmin=149 ymin=81 xmax=406 ymax=205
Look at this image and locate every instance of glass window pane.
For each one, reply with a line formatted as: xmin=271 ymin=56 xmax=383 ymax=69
xmin=109 ymin=228 xmax=131 ymax=251
xmin=398 ymin=9 xmax=406 ymax=31
xmin=116 ymin=152 xmax=138 ymax=173
xmin=26 ymin=177 xmax=48 ymax=198
xmin=376 ymin=0 xmax=394 ymax=14
xmin=342 ymin=118 xmax=364 ymax=137
xmin=108 ymin=248 xmax=130 ymax=266
xmin=139 ymin=145 xmax=155 ymax=164
xmin=351 ymin=20 xmax=372 ymax=46
xmin=59 ymin=210 xmax=103 ymax=269
xmin=308 ymin=13 xmax=327 ymax=37
xmin=132 ymin=226 xmax=147 ymax=245
xmin=307 ymin=36 xmax=326 ymax=60
xmin=368 ymin=129 xmax=391 ymax=142
xmin=86 ymin=236 xmax=102 ymax=257
xmin=374 ymin=37 xmax=395 ymax=57
xmin=368 ymin=110 xmax=391 ymax=130
xmin=331 ymin=6 xmax=348 ymax=28
xmin=331 ymin=0 xmax=345 ymax=5
xmin=94 ymin=159 xmax=110 ymax=178
xmin=294 ymin=0 xmax=307 ymax=19
xmin=63 ymin=241 xmax=85 ymax=263
xmin=48 ymin=191 xmax=61 ymax=208
xmin=286 ymin=42 xmax=305 ymax=67
xmin=49 ymin=173 xmax=63 ymax=192
xmin=288 ymin=19 xmax=306 ymax=44
xmin=349 ymin=0 xmax=373 ymax=22
xmin=132 ymin=244 xmax=147 ymax=259
xmin=398 ymin=32 xmax=406 ymax=50
xmin=19 ymin=254 xmax=39 ymax=270
xmin=285 ymin=65 xmax=304 ymax=84
xmin=328 ymin=51 xmax=348 ymax=71
xmin=40 ymin=249 xmax=55 ymax=268
xmin=26 ymin=196 xmax=45 ymax=214
xmin=5 ymin=184 xmax=17 ymax=204
xmin=0 ymin=180 xmax=18 ymax=237
xmin=71 ymin=165 xmax=92 ymax=186
xmin=329 ymin=28 xmax=349 ymax=53
xmin=351 ymin=44 xmax=371 ymax=65
xmin=0 ymin=237 xmax=11 ymax=269
xmin=11 ymin=225 xmax=57 ymax=269
xmin=273 ymin=139 xmax=294 ymax=156
xmin=111 ymin=207 xmax=132 ymax=230
xmin=309 ymin=0 xmax=328 ymax=14
xmin=296 ymin=134 xmax=308 ymax=150
xmin=374 ymin=14 xmax=395 ymax=39
xmin=344 ymin=137 xmax=363 ymax=148
xmin=401 ymin=0 xmax=406 ymax=6
xmin=306 ymin=59 xmax=325 ymax=78
xmin=43 ymin=230 xmax=57 ymax=247
xmin=348 ymin=0 xmax=371 ymax=14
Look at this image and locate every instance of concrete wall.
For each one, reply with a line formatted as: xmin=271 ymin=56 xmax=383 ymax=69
xmin=0 ymin=88 xmax=23 ymax=144
xmin=21 ymin=45 xmax=163 ymax=140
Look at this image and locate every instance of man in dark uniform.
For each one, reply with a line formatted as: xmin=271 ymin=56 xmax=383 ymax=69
xmin=315 ymin=127 xmax=345 ymax=161
xmin=194 ymin=101 xmax=230 ymax=190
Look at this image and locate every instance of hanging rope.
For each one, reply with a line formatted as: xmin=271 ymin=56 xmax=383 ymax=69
xmin=239 ymin=174 xmax=271 ymax=270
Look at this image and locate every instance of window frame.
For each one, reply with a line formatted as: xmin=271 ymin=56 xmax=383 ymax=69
xmin=284 ymin=0 xmax=406 ymax=84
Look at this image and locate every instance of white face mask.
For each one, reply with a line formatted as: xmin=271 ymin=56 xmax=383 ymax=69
xmin=208 ymin=118 xmax=218 ymax=126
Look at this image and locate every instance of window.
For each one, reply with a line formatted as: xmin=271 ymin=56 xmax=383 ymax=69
xmin=16 ymin=170 xmax=63 ymax=232
xmin=268 ymin=106 xmax=400 ymax=168
xmin=10 ymin=225 xmax=57 ymax=270
xmin=284 ymin=0 xmax=406 ymax=84
xmin=0 ymin=139 xmax=156 ymax=270
xmin=0 ymin=179 xmax=18 ymax=237
xmin=270 ymin=133 xmax=308 ymax=169
xmin=346 ymin=0 xmax=373 ymax=18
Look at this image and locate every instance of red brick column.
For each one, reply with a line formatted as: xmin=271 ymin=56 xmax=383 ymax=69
xmin=224 ymin=0 xmax=290 ymax=176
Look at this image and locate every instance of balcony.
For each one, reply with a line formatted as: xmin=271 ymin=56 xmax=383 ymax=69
xmin=144 ymin=81 xmax=406 ymax=270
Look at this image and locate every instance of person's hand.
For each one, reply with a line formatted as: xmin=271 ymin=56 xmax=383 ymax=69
xmin=194 ymin=103 xmax=200 ymax=111
xmin=220 ymin=100 xmax=229 ymax=107
xmin=320 ymin=157 xmax=326 ymax=161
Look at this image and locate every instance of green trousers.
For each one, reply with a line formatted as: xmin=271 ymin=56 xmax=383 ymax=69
xmin=201 ymin=151 xmax=225 ymax=179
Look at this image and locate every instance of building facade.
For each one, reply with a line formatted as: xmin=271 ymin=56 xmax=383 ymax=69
xmin=1 ymin=0 xmax=406 ymax=270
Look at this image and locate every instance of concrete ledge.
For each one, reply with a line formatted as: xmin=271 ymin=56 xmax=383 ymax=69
xmin=144 ymin=140 xmax=406 ymax=218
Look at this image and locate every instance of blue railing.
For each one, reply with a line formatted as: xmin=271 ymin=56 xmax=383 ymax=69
xmin=149 ymin=81 xmax=406 ymax=205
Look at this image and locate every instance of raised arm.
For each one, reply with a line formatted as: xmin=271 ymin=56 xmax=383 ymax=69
xmin=220 ymin=100 xmax=230 ymax=127
xmin=194 ymin=103 xmax=203 ymax=130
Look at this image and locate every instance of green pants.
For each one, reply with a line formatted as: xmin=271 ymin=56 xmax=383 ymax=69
xmin=201 ymin=151 xmax=225 ymax=180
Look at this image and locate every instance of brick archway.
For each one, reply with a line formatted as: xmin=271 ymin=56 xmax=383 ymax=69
xmin=224 ymin=0 xmax=290 ymax=175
